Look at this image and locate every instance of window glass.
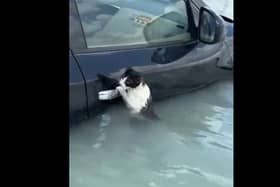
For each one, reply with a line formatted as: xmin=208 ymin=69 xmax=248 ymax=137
xmin=75 ymin=0 xmax=195 ymax=48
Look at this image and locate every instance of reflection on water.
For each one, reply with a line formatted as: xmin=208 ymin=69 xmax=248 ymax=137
xmin=70 ymin=80 xmax=233 ymax=187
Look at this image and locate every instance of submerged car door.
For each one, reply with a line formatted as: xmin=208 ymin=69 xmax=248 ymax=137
xmin=70 ymin=0 xmax=230 ymax=114
xmin=69 ymin=50 xmax=88 ymax=123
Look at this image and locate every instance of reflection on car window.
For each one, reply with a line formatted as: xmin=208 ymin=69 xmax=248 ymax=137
xmin=75 ymin=0 xmax=194 ymax=49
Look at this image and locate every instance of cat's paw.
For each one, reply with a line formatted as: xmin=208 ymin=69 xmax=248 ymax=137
xmin=116 ymin=86 xmax=126 ymax=96
xmin=116 ymin=86 xmax=123 ymax=91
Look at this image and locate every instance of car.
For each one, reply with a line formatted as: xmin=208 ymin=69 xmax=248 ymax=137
xmin=69 ymin=0 xmax=234 ymax=123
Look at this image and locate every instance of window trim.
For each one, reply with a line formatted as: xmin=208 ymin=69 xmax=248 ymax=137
xmin=71 ymin=0 xmax=199 ymax=53
xmin=70 ymin=0 xmax=87 ymax=49
xmin=74 ymin=39 xmax=198 ymax=54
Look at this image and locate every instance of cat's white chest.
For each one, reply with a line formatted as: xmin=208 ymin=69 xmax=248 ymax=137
xmin=123 ymin=85 xmax=150 ymax=113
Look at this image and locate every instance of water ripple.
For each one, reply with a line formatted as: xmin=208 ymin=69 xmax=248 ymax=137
xmin=157 ymin=164 xmax=233 ymax=186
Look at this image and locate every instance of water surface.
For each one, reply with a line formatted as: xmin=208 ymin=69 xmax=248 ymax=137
xmin=70 ymin=80 xmax=233 ymax=187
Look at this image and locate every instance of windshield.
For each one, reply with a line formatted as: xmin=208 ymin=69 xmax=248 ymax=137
xmin=202 ymin=0 xmax=233 ymax=20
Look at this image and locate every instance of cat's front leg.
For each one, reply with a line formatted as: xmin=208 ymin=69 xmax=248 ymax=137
xmin=116 ymin=86 xmax=127 ymax=98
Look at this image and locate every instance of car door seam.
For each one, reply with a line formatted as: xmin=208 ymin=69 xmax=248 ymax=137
xmin=70 ymin=49 xmax=90 ymax=118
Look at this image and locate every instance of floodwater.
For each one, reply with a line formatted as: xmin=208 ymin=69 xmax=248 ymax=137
xmin=70 ymin=80 xmax=233 ymax=187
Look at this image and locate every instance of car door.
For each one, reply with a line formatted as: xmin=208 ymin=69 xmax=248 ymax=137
xmin=70 ymin=0 xmax=231 ymax=116
xmin=69 ymin=50 xmax=88 ymax=123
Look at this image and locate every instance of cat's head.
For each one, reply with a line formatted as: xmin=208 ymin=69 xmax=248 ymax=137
xmin=119 ymin=68 xmax=143 ymax=89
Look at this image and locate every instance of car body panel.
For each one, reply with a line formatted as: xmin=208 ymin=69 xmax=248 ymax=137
xmin=74 ymin=40 xmax=232 ymax=119
xmin=69 ymin=51 xmax=88 ymax=122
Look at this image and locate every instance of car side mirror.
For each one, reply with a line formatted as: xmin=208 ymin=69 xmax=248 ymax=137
xmin=198 ymin=7 xmax=225 ymax=44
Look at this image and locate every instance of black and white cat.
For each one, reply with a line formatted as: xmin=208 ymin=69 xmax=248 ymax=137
xmin=116 ymin=68 xmax=159 ymax=120
xmin=98 ymin=68 xmax=159 ymax=121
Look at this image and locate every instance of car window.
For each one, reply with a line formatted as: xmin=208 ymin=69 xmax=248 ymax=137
xmin=74 ymin=0 xmax=195 ymax=49
xmin=70 ymin=0 xmax=87 ymax=49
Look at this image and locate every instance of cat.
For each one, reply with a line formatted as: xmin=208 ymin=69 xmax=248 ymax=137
xmin=97 ymin=68 xmax=159 ymax=121
xmin=116 ymin=68 xmax=159 ymax=121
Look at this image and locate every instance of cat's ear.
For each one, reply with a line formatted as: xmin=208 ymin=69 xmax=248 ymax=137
xmin=124 ymin=67 xmax=134 ymax=74
xmin=121 ymin=67 xmax=134 ymax=78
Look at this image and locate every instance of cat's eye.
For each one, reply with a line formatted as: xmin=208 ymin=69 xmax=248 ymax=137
xmin=125 ymin=79 xmax=133 ymax=85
